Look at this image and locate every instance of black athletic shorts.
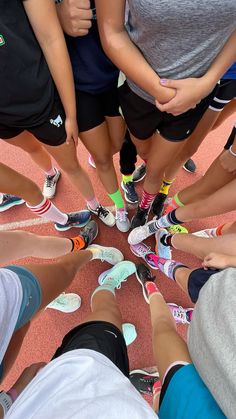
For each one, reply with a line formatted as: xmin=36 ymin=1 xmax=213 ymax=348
xmin=224 ymin=124 xmax=236 ymax=150
xmin=118 ymin=81 xmax=217 ymax=141
xmin=0 ymin=94 xmax=67 ymax=146
xmin=76 ymin=87 xmax=121 ymax=133
xmin=51 ymin=320 xmax=129 ymax=377
xmin=188 ymin=268 xmax=220 ymax=303
xmin=209 ymin=79 xmax=236 ymax=112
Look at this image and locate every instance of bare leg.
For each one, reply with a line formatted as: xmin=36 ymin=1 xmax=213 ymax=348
xmin=130 ymin=133 xmax=152 ymax=162
xmin=4 ymin=132 xmax=53 ymax=172
xmin=105 ymin=115 xmax=126 ymax=155
xmin=173 ymin=266 xmax=198 ymax=295
xmin=0 ymin=230 xmax=76 ymax=264
xmin=85 ymin=290 xmax=122 ymax=331
xmin=221 ymin=221 xmax=236 ymax=234
xmin=212 ymin=100 xmax=236 ymax=130
xmin=44 ymin=141 xmax=95 ymax=200
xmin=171 ymin=232 xmax=236 ymax=259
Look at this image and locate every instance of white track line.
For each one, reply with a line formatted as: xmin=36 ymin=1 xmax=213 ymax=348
xmin=0 ymin=205 xmax=117 ymax=231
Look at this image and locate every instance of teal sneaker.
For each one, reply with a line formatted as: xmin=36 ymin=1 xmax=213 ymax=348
xmin=88 ymin=244 xmax=124 ymax=265
xmin=46 ymin=292 xmax=81 ymax=313
xmin=98 ymin=261 xmax=136 ymax=288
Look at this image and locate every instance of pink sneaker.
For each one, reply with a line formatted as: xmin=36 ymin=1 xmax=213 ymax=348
xmin=168 ymin=303 xmax=193 ymax=324
xmin=88 ymin=154 xmax=96 ymax=169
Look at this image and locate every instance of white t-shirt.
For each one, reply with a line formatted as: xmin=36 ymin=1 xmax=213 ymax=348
xmin=0 ymin=268 xmax=23 ymax=366
xmin=6 ymin=349 xmax=158 ymax=419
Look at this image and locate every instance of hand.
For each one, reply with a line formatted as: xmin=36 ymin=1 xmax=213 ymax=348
xmin=202 ymin=252 xmax=234 ymax=270
xmin=155 ymin=77 xmax=214 ymax=116
xmin=11 ymin=362 xmax=46 ymax=396
xmin=65 ymin=117 xmax=79 ymax=146
xmin=219 ymin=149 xmax=236 ymax=174
xmin=57 ymin=0 xmax=92 ymax=37
xmin=154 ymin=84 xmax=176 ymax=105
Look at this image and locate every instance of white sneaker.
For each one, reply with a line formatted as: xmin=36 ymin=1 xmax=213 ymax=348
xmin=87 ymin=204 xmax=115 ymax=227
xmin=43 ymin=168 xmax=61 ymax=199
xmin=128 ymin=220 xmax=156 ymax=245
xmin=116 ymin=209 xmax=131 ymax=232
xmin=46 ymin=292 xmax=81 ymax=313
xmin=87 ymin=244 xmax=124 ymax=265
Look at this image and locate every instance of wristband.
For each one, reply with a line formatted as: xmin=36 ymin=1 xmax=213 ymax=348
xmin=229 ymin=146 xmax=236 ymax=157
xmin=7 ymin=388 xmax=18 ymax=402
xmin=0 ymin=391 xmax=13 ymax=415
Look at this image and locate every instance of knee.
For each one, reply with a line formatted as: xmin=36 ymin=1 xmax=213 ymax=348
xmin=60 ymin=159 xmax=80 ymax=176
xmin=94 ymin=155 xmax=113 ymax=172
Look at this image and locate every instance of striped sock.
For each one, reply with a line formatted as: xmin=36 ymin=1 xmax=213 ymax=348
xmin=140 ymin=189 xmax=157 ymax=210
xmin=27 ymin=197 xmax=68 ymax=225
xmin=156 ymin=209 xmax=183 ymax=229
xmin=122 ymin=174 xmax=133 ymax=184
xmin=159 ymin=178 xmax=174 ymax=195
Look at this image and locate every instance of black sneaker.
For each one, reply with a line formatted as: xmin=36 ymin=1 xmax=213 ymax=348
xmin=130 ymin=369 xmax=160 ymax=395
xmin=183 ymin=159 xmax=196 ymax=173
xmin=131 ymin=206 xmax=149 ymax=229
xmin=121 ymin=181 xmax=139 ymax=204
xmin=80 ymin=220 xmax=98 ymax=247
xmin=136 ymin=263 xmax=156 ymax=303
xmin=133 ymin=163 xmax=146 ymax=182
xmin=152 ymin=193 xmax=167 ymax=218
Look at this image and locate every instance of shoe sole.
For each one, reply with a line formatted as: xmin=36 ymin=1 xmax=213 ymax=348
xmin=54 ymin=213 xmax=91 ymax=231
xmin=43 ymin=171 xmax=61 ymax=199
xmin=130 ymin=369 xmax=159 ymax=378
xmin=182 ymin=165 xmax=196 ymax=174
xmin=135 ymin=271 xmax=149 ymax=304
xmin=121 ymin=182 xmax=139 ymax=204
xmin=0 ymin=199 xmax=25 ymax=212
xmin=133 ymin=173 xmax=146 ymax=183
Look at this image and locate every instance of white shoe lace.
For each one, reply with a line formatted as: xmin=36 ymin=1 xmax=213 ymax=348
xmin=116 ymin=210 xmax=128 ymax=223
xmin=135 ymin=244 xmax=150 ymax=257
xmin=172 ymin=306 xmax=188 ymax=324
xmin=45 ymin=175 xmax=55 ymax=189
xmin=105 ymin=268 xmax=129 ymax=289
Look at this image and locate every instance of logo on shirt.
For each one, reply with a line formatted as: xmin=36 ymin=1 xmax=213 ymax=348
xmin=0 ymin=34 xmax=5 ymax=46
xmin=50 ymin=115 xmax=63 ymax=128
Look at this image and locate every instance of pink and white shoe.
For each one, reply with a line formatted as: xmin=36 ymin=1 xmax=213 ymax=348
xmin=88 ymin=155 xmax=96 ymax=169
xmin=130 ymin=242 xmax=160 ymax=270
xmin=167 ymin=303 xmax=193 ymax=324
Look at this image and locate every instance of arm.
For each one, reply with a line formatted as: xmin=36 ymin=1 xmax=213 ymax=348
xmin=56 ymin=0 xmax=92 ymax=37
xmin=23 ymin=0 xmax=78 ymax=144
xmin=95 ymin=0 xmax=175 ymax=104
xmin=156 ymin=28 xmax=236 ymax=115
xmin=203 ymin=252 xmax=236 ymax=269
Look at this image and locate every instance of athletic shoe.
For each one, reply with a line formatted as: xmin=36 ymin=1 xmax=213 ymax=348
xmin=46 ymin=292 xmax=81 ymax=313
xmin=167 ymin=225 xmax=188 ymax=234
xmin=115 ymin=209 xmax=131 ymax=232
xmin=0 ymin=194 xmax=24 ymax=212
xmin=54 ymin=210 xmax=91 ymax=231
xmin=131 ymin=206 xmax=149 ymax=229
xmin=167 ymin=303 xmax=193 ymax=324
xmin=130 ymin=243 xmax=160 ymax=270
xmin=129 ymin=369 xmax=160 ymax=395
xmin=88 ymin=244 xmax=124 ymax=265
xmin=128 ymin=219 xmax=156 ymax=245
xmin=88 ymin=204 xmax=115 ymax=227
xmin=133 ymin=163 xmax=146 ymax=182
xmin=152 ymin=193 xmax=167 ymax=218
xmin=98 ymin=261 xmax=136 ymax=288
xmin=121 ymin=181 xmax=139 ymax=204
xmin=80 ymin=220 xmax=98 ymax=247
xmin=155 ymin=229 xmax=172 ymax=259
xmin=136 ymin=263 xmax=156 ymax=303
xmin=88 ymin=154 xmax=96 ymax=168
xmin=43 ymin=168 xmax=61 ymax=199
xmin=192 ymin=228 xmax=216 ymax=238
xmin=183 ymin=159 xmax=196 ymax=173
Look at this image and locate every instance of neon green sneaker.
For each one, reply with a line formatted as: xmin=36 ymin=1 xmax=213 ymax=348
xmin=167 ymin=225 xmax=188 ymax=234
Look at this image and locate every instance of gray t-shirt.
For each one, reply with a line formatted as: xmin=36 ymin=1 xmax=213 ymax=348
xmin=126 ymin=0 xmax=236 ymax=103
xmin=188 ymin=268 xmax=236 ymax=419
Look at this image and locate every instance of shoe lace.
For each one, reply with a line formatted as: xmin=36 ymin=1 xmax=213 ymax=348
xmin=116 ymin=210 xmax=127 ymax=223
xmin=135 ymin=244 xmax=151 ymax=257
xmin=52 ymin=293 xmax=67 ymax=306
xmin=97 ymin=205 xmax=109 ymax=218
xmin=45 ymin=175 xmax=55 ymax=188
xmin=106 ymin=269 xmax=129 ymax=289
xmin=100 ymin=248 xmax=114 ymax=263
xmin=126 ymin=182 xmax=136 ymax=195
xmin=172 ymin=306 xmax=188 ymax=324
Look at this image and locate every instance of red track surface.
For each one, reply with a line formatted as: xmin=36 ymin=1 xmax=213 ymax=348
xmin=1 ymin=114 xmax=236 ymax=389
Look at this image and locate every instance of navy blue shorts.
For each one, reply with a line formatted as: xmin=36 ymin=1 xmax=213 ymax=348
xmin=188 ymin=268 xmax=220 ymax=303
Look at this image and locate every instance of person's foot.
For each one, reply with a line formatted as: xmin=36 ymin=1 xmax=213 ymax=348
xmin=167 ymin=303 xmax=193 ymax=324
xmin=121 ymin=181 xmax=139 ymax=204
xmin=79 ymin=220 xmax=98 ymax=248
xmin=46 ymin=292 xmax=81 ymax=313
xmin=131 ymin=206 xmax=149 ymax=229
xmin=88 ymin=154 xmax=96 ymax=169
xmin=87 ymin=204 xmax=115 ymax=227
xmin=135 ymin=263 xmax=156 ymax=303
xmin=130 ymin=242 xmax=158 ymax=270
xmin=115 ymin=209 xmax=131 ymax=232
xmin=166 ymin=224 xmax=188 ymax=234
xmin=129 ymin=369 xmax=160 ymax=395
xmin=155 ymin=229 xmax=172 ymax=259
xmin=133 ymin=163 xmax=146 ymax=182
xmin=128 ymin=219 xmax=156 ymax=245
xmin=152 ymin=192 xmax=167 ymax=218
xmin=54 ymin=210 xmax=91 ymax=231
xmin=0 ymin=194 xmax=24 ymax=212
xmin=98 ymin=261 xmax=136 ymax=288
xmin=88 ymin=244 xmax=124 ymax=265
xmin=183 ymin=159 xmax=196 ymax=173
xmin=43 ymin=168 xmax=61 ymax=199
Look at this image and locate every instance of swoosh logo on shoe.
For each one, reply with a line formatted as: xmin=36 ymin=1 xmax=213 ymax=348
xmin=105 ymin=330 xmax=117 ymax=338
xmin=145 ymin=253 xmax=159 ymax=267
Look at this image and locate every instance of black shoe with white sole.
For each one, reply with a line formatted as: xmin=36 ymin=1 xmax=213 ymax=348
xmin=136 ymin=263 xmax=156 ymax=304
